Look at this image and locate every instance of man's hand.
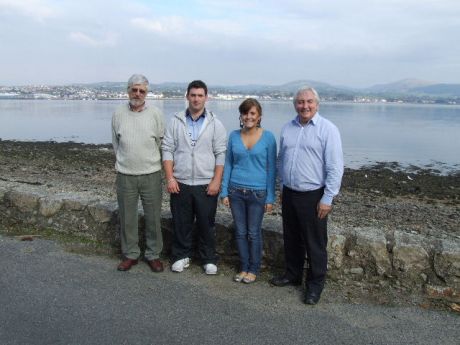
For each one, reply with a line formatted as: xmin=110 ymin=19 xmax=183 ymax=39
xmin=167 ymin=178 xmax=180 ymax=194
xmin=317 ymin=202 xmax=332 ymax=219
xmin=206 ymin=178 xmax=221 ymax=196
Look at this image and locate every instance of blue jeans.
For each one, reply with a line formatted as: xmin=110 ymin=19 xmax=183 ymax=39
xmin=229 ymin=187 xmax=266 ymax=275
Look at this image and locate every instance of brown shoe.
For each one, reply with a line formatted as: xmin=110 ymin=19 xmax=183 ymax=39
xmin=117 ymin=259 xmax=138 ymax=271
xmin=148 ymin=259 xmax=164 ymax=273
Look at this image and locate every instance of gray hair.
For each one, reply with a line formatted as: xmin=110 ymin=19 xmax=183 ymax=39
xmin=293 ymin=86 xmax=320 ymax=105
xmin=127 ymin=74 xmax=149 ymax=90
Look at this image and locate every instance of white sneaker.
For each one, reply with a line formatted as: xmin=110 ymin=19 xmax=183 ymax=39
xmin=171 ymin=258 xmax=190 ymax=272
xmin=203 ymin=263 xmax=217 ymax=275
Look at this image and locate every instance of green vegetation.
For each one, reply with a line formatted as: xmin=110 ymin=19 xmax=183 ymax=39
xmin=0 ymin=225 xmax=117 ymax=257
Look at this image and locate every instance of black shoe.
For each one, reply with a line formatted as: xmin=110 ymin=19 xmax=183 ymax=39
xmin=304 ymin=291 xmax=321 ymax=305
xmin=270 ymin=275 xmax=301 ymax=287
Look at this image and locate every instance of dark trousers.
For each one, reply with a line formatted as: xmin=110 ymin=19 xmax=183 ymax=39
xmin=282 ymin=186 xmax=328 ymax=293
xmin=170 ymin=183 xmax=218 ymax=264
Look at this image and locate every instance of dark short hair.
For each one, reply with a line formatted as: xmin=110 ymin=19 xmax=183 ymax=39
xmin=187 ymin=80 xmax=208 ymax=95
xmin=239 ymin=98 xmax=262 ymax=116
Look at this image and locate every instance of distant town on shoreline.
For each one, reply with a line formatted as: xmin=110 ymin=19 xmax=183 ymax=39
xmin=1 ymin=78 xmax=459 ymax=105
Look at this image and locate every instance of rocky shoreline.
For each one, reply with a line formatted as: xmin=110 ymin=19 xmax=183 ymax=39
xmin=1 ymin=140 xmax=458 ymax=238
xmin=1 ymin=140 xmax=459 ymax=311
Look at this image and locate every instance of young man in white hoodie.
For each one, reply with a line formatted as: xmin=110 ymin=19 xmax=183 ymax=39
xmin=162 ymin=80 xmax=227 ymax=275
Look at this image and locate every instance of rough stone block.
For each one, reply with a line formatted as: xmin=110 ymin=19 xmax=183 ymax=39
xmin=215 ymin=222 xmax=233 ymax=257
xmin=63 ymin=197 xmax=88 ymax=211
xmin=393 ymin=231 xmax=430 ymax=273
xmin=0 ymin=186 xmax=8 ymax=201
xmin=328 ymin=232 xmax=347 ymax=269
xmin=39 ymin=197 xmax=63 ymax=217
xmin=6 ymin=191 xmax=40 ymax=212
xmin=434 ymin=239 xmax=460 ymax=289
xmin=353 ymin=227 xmax=391 ymax=276
xmin=261 ymin=215 xmax=284 ymax=267
xmin=350 ymin=267 xmax=364 ymax=275
xmin=425 ymin=285 xmax=458 ymax=298
xmin=88 ymin=202 xmax=117 ymax=223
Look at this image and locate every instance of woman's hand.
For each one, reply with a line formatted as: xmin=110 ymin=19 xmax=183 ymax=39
xmin=222 ymin=197 xmax=230 ymax=207
xmin=265 ymin=203 xmax=273 ymax=213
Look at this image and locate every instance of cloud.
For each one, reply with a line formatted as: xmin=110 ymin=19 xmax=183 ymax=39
xmin=69 ymin=31 xmax=117 ymax=47
xmin=235 ymin=0 xmax=460 ymax=59
xmin=1 ymin=0 xmax=460 ymax=86
xmin=130 ymin=16 xmax=186 ymax=35
xmin=129 ymin=14 xmax=247 ymax=49
xmin=0 ymin=0 xmax=57 ymax=22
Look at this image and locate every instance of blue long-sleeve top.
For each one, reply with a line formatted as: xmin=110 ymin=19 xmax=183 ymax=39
xmin=221 ymin=129 xmax=277 ymax=204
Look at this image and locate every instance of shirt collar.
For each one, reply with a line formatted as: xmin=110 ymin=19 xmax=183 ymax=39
xmin=128 ymin=102 xmax=147 ymax=112
xmin=186 ymin=108 xmax=206 ymax=121
xmin=294 ymin=112 xmax=320 ymax=126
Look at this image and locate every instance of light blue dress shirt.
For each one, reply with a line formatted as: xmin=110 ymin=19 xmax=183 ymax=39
xmin=186 ymin=110 xmax=205 ymax=147
xmin=278 ymin=113 xmax=344 ymax=205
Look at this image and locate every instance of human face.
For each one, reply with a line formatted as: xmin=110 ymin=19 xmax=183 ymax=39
xmin=240 ymin=106 xmax=261 ymax=130
xmin=294 ymin=90 xmax=319 ymax=124
xmin=186 ymin=88 xmax=208 ymax=116
xmin=128 ymin=83 xmax=147 ymax=108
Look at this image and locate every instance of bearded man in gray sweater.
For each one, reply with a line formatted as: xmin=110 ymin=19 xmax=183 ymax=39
xmin=112 ymin=74 xmax=165 ymax=273
xmin=162 ymin=80 xmax=227 ymax=275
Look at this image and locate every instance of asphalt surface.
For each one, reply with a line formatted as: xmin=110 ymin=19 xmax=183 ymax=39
xmin=0 ymin=234 xmax=458 ymax=345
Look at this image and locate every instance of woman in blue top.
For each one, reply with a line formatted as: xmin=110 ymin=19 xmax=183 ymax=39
xmin=221 ymin=98 xmax=277 ymax=283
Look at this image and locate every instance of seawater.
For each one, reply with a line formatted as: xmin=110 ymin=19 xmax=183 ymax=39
xmin=1 ymin=99 xmax=459 ymax=171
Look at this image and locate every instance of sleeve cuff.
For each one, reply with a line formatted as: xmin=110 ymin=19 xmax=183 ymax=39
xmin=162 ymin=151 xmax=173 ymax=161
xmin=320 ymin=194 xmax=333 ymax=205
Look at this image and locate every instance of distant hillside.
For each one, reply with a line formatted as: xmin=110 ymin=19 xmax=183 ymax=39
xmin=61 ymin=78 xmax=459 ymax=101
xmin=212 ymin=80 xmax=356 ymax=99
xmin=75 ymin=81 xmax=190 ymax=93
xmin=77 ymin=82 xmax=126 ymax=90
xmin=270 ymin=80 xmax=339 ymax=92
xmin=411 ymin=84 xmax=460 ymax=97
xmin=368 ymin=78 xmax=436 ymax=93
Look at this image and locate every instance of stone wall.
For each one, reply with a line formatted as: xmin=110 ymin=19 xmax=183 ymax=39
xmin=1 ymin=182 xmax=459 ymax=302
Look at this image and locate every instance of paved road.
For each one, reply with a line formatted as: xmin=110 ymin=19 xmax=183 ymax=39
xmin=0 ymin=234 xmax=458 ymax=345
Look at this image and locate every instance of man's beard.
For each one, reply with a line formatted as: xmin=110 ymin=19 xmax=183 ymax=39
xmin=129 ymin=99 xmax=145 ymax=108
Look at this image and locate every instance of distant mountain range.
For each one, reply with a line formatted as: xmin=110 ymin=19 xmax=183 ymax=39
xmin=365 ymin=78 xmax=460 ymax=97
xmin=82 ymin=78 xmax=460 ymax=98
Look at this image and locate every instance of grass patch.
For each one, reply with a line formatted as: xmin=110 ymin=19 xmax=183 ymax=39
xmin=0 ymin=224 xmax=118 ymax=257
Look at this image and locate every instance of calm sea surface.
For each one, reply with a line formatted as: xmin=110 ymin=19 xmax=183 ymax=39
xmin=1 ymin=99 xmax=459 ymax=171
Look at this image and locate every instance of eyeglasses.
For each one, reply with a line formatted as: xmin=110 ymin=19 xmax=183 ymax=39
xmin=130 ymin=88 xmax=147 ymax=95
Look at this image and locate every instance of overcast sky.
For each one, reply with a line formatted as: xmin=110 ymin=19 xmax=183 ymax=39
xmin=1 ymin=0 xmax=459 ymax=87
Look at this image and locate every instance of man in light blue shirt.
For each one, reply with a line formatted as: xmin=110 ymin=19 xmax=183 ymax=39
xmin=271 ymin=86 xmax=344 ymax=305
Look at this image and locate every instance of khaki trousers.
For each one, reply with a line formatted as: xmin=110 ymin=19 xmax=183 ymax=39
xmin=116 ymin=171 xmax=163 ymax=260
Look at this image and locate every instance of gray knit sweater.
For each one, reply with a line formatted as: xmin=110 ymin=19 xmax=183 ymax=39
xmin=112 ymin=104 xmax=164 ymax=175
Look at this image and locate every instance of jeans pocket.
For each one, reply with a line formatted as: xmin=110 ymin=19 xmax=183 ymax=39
xmin=253 ymin=190 xmax=266 ymax=200
xmin=228 ymin=187 xmax=236 ymax=195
